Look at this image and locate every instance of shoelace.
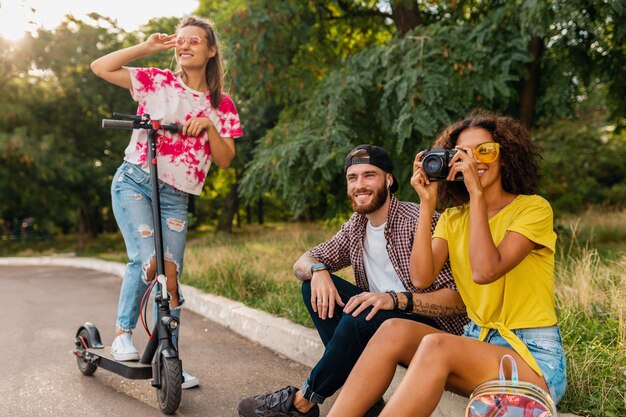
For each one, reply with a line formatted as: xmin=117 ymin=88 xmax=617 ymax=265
xmin=263 ymin=387 xmax=294 ymax=413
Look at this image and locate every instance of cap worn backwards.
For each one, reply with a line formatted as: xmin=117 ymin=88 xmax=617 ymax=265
xmin=344 ymin=144 xmax=399 ymax=193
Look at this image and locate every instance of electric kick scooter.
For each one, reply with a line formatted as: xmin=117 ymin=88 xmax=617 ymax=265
xmin=73 ymin=113 xmax=184 ymax=414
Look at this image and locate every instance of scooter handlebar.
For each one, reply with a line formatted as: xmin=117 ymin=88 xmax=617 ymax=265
xmin=102 ymin=118 xmax=183 ymax=133
xmin=112 ymin=112 xmax=142 ymax=121
xmin=163 ymin=123 xmax=183 ymax=133
xmin=102 ymin=119 xmax=135 ymax=130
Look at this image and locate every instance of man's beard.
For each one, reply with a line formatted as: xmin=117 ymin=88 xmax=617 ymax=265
xmin=349 ymin=184 xmax=388 ymax=215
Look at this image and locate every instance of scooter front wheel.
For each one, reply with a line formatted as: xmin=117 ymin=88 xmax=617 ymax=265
xmin=75 ymin=328 xmax=98 ymax=376
xmin=156 ymin=356 xmax=182 ymax=414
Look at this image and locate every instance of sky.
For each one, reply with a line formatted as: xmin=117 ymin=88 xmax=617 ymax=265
xmin=0 ymin=0 xmax=200 ymax=41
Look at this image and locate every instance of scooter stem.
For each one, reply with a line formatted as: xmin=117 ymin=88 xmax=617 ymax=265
xmin=147 ymin=127 xmax=168 ymax=303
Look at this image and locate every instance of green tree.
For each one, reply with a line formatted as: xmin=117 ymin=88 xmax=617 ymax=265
xmin=203 ymin=0 xmax=403 ymax=221
xmin=31 ymin=15 xmax=137 ymax=246
xmin=0 ymin=14 xmax=194 ymax=242
xmin=0 ymin=15 xmax=135 ymax=244
xmin=224 ymin=0 xmax=625 ymax=217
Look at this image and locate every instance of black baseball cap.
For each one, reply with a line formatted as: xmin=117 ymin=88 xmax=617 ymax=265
xmin=344 ymin=144 xmax=399 ymax=193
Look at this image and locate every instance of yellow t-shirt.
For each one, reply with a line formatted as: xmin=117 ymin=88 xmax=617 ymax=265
xmin=433 ymin=194 xmax=557 ymax=376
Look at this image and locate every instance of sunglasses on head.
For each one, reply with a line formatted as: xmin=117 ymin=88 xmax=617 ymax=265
xmin=456 ymin=142 xmax=500 ymax=163
xmin=176 ymin=35 xmax=204 ymax=46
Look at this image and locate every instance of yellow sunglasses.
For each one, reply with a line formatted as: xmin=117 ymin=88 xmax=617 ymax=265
xmin=455 ymin=142 xmax=500 ymax=163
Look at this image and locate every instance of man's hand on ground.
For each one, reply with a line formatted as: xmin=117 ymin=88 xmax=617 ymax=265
xmin=343 ymin=292 xmax=394 ymax=321
xmin=310 ymin=272 xmax=344 ymax=320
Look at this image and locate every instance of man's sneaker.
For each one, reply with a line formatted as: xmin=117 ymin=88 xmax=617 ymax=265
xmin=181 ymin=369 xmax=199 ymax=389
xmin=237 ymin=386 xmax=319 ymax=417
xmin=363 ymin=397 xmax=386 ymax=417
xmin=111 ymin=332 xmax=139 ymax=361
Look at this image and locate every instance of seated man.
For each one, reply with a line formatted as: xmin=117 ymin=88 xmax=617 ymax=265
xmin=237 ymin=144 xmax=469 ymax=417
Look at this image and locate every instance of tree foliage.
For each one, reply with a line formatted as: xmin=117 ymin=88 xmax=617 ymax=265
xmin=1 ymin=1 xmax=624 ymax=240
xmin=537 ymin=102 xmax=626 ymax=213
xmin=228 ymin=0 xmax=625 ymax=217
xmin=0 ymin=14 xmax=175 ymax=241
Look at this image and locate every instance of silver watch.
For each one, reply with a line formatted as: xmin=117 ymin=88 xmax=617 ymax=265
xmin=310 ymin=262 xmax=327 ymax=274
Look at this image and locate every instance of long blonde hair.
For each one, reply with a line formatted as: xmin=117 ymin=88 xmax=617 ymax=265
xmin=175 ymin=15 xmax=224 ymax=108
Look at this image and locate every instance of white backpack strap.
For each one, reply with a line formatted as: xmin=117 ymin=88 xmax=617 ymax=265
xmin=498 ymin=354 xmax=519 ymax=382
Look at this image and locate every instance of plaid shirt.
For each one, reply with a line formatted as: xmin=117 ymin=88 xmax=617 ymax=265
xmin=307 ymin=195 xmax=468 ymax=335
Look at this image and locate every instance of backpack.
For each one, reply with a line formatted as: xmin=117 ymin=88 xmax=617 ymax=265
xmin=465 ymin=354 xmax=558 ymax=417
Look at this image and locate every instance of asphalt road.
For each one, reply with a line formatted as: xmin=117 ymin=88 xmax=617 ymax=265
xmin=1 ymin=266 xmax=334 ymax=417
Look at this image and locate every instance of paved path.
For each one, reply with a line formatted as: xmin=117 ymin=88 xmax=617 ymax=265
xmin=0 ymin=265 xmax=335 ymax=417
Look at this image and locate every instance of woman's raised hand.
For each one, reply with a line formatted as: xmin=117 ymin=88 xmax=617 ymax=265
xmin=447 ymin=147 xmax=482 ymax=194
xmin=411 ymin=151 xmax=438 ymax=207
xmin=145 ymin=33 xmax=177 ymax=53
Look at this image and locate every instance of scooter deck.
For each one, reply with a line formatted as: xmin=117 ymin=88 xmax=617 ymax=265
xmin=86 ymin=347 xmax=153 ymax=380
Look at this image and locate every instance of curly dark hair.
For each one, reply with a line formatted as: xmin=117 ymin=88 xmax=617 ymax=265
xmin=433 ymin=110 xmax=541 ymax=209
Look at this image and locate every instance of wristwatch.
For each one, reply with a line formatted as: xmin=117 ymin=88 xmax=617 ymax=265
xmin=310 ymin=262 xmax=327 ymax=274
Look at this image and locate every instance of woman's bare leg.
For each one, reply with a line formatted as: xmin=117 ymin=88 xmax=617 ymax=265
xmin=145 ymin=256 xmax=180 ymax=306
xmin=380 ymin=333 xmax=549 ymax=417
xmin=327 ymin=319 xmax=442 ymax=417
xmin=116 ymin=257 xmax=180 ymax=336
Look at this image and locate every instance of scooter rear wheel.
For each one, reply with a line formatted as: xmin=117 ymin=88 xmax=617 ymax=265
xmin=76 ymin=328 xmax=98 ymax=376
xmin=157 ymin=356 xmax=182 ymax=414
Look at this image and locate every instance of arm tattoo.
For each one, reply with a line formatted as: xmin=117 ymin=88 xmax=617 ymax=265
xmin=293 ymin=256 xmax=317 ymax=281
xmin=412 ymin=297 xmax=467 ymax=317
xmin=294 ymin=263 xmax=312 ymax=282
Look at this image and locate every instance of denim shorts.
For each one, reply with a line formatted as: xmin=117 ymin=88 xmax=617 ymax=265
xmin=463 ymin=321 xmax=567 ymax=403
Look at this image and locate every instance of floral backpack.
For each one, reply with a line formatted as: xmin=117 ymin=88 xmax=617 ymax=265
xmin=465 ymin=354 xmax=558 ymax=417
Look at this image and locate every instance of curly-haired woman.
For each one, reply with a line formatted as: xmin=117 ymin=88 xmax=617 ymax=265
xmin=327 ymin=111 xmax=566 ymax=417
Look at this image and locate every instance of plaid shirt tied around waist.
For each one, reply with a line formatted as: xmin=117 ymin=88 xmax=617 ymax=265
xmin=307 ymin=195 xmax=469 ymax=335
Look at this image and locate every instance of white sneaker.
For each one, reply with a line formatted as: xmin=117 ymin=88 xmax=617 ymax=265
xmin=111 ymin=332 xmax=140 ymax=361
xmin=182 ymin=369 xmax=199 ymax=389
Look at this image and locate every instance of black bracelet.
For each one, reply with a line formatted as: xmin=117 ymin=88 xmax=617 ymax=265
xmin=387 ymin=290 xmax=399 ymax=310
xmin=402 ymin=291 xmax=414 ymax=313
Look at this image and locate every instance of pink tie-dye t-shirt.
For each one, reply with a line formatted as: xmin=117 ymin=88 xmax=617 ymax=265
xmin=124 ymin=67 xmax=243 ymax=195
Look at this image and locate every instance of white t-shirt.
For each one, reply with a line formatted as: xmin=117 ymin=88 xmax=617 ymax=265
xmin=124 ymin=67 xmax=243 ymax=195
xmin=362 ymin=221 xmax=405 ymax=293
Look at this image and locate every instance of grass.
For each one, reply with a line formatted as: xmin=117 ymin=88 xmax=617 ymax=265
xmin=553 ymin=209 xmax=626 ymax=416
xmin=2 ymin=211 xmax=625 ymax=415
xmin=553 ymin=229 xmax=626 ymax=414
xmin=0 ymin=232 xmax=127 ymax=260
xmin=557 ymin=207 xmax=626 ymax=259
xmin=555 ymin=247 xmax=625 ymax=416
xmin=182 ymin=223 xmax=346 ymax=327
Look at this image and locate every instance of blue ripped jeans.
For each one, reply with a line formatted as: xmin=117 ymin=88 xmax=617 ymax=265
xmin=111 ymin=161 xmax=188 ymax=334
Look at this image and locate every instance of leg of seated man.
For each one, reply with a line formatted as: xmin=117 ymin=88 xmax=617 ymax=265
xmin=237 ymin=274 xmax=441 ymax=417
xmin=298 ymin=306 xmax=440 ymax=413
xmin=302 ymin=274 xmax=362 ymax=346
xmin=237 ymin=274 xmax=357 ymax=417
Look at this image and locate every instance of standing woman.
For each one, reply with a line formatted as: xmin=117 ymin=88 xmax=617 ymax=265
xmin=328 ymin=111 xmax=566 ymax=416
xmin=91 ymin=16 xmax=243 ymax=388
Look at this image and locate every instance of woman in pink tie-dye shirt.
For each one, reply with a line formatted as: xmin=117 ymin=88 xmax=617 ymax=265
xmin=91 ymin=15 xmax=243 ymax=388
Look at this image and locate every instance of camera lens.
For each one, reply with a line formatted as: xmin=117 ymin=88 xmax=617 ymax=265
xmin=423 ymin=155 xmax=443 ymax=175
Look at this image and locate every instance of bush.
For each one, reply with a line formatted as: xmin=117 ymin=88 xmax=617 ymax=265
xmin=536 ymin=115 xmax=626 ymax=215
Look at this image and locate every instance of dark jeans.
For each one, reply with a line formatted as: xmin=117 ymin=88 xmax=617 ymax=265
xmin=300 ymin=274 xmax=440 ymax=404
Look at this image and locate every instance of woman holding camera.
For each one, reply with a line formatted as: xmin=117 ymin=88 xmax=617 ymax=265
xmin=327 ymin=111 xmax=566 ymax=417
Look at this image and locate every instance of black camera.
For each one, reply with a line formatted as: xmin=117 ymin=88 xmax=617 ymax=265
xmin=421 ymin=148 xmax=463 ymax=181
